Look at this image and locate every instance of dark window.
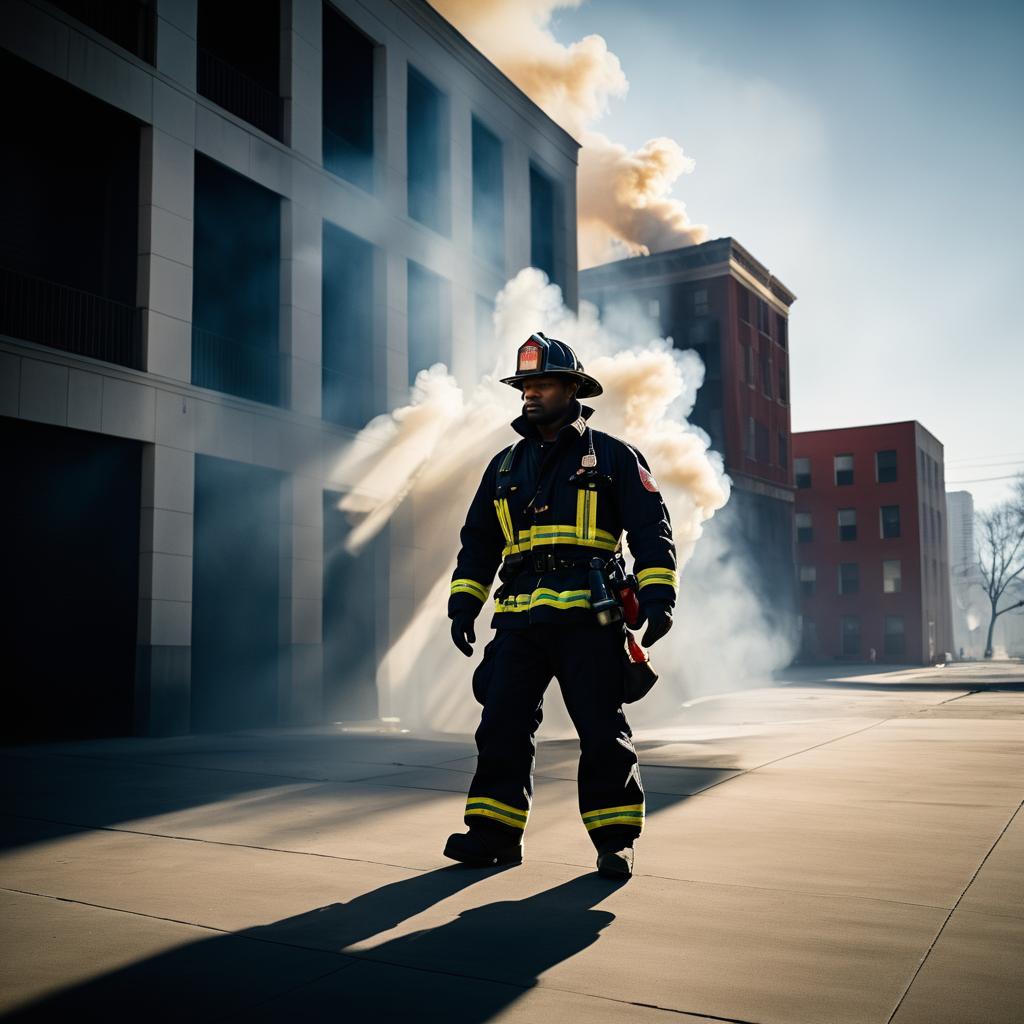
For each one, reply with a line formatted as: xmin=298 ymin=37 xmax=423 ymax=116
xmin=838 ymin=562 xmax=859 ymax=595
xmin=884 ymin=615 xmax=905 ymax=657
xmin=835 ymin=454 xmax=854 ymax=486
xmin=0 ymin=52 xmax=142 ymax=369
xmin=760 ymin=343 xmax=773 ymax=398
xmin=322 ymin=222 xmax=375 ymax=429
xmin=881 ymin=505 xmax=901 ymax=539
xmin=407 ymin=67 xmax=449 ymax=235
xmin=49 ymin=0 xmax=156 ymax=63
xmin=876 ymin=449 xmax=897 ymax=483
xmin=746 ymin=417 xmax=756 ymax=459
xmin=323 ymin=4 xmax=374 ymax=191
xmin=755 ymin=421 xmax=770 ymax=464
xmin=757 ymin=297 xmax=770 ymax=334
xmin=472 ymin=118 xmax=504 ymax=268
xmin=693 ymin=287 xmax=709 ymax=316
xmin=743 ymin=343 xmax=755 ymax=385
xmin=776 ymin=312 xmax=788 ymax=349
xmin=801 ymin=619 xmax=818 ymax=657
xmin=192 ymin=155 xmax=281 ymax=406
xmin=795 ymin=457 xmax=811 ymax=489
xmin=799 ymin=565 xmax=816 ymax=595
xmin=737 ymin=287 xmax=750 ymax=323
xmin=841 ymin=616 xmax=861 ymax=656
xmin=778 ymin=432 xmax=789 ymax=471
xmin=407 ymin=260 xmax=450 ymax=383
xmin=778 ymin=365 xmax=789 ymax=404
xmin=796 ymin=512 xmax=813 ymax=543
xmin=197 ymin=0 xmax=282 ymax=140
xmin=838 ymin=508 xmax=857 ymax=541
xmin=530 ymin=163 xmax=560 ymax=287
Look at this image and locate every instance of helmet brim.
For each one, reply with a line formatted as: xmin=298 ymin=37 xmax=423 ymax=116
xmin=500 ymin=369 xmax=603 ymax=399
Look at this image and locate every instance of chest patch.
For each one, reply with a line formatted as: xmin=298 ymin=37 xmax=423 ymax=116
xmin=638 ymin=463 xmax=659 ymax=493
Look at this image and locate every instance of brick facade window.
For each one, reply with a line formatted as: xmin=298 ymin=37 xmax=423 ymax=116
xmin=880 ymin=505 xmax=901 ymax=539
xmin=876 ymin=449 xmax=897 ymax=483
xmin=834 ymin=454 xmax=854 ymax=485
xmin=841 ymin=616 xmax=861 ymax=656
xmin=838 ymin=508 xmax=857 ymax=541
xmin=883 ymin=559 xmax=902 ymax=593
xmin=838 ymin=562 xmax=859 ymax=595
xmin=795 ymin=457 xmax=811 ymax=488
xmin=799 ymin=565 xmax=816 ymax=595
xmin=796 ymin=511 xmax=813 ymax=543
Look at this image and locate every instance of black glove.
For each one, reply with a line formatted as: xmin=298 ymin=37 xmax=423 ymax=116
xmin=450 ymin=612 xmax=477 ymax=657
xmin=638 ymin=602 xmax=673 ymax=648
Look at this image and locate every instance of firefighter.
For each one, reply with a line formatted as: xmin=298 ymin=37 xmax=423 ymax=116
xmin=445 ymin=332 xmax=676 ymax=878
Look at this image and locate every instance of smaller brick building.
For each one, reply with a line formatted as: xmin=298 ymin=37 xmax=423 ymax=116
xmin=793 ymin=421 xmax=953 ymax=664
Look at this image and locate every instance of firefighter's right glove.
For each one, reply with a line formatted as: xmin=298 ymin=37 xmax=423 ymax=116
xmin=639 ymin=602 xmax=673 ymax=648
xmin=450 ymin=612 xmax=477 ymax=657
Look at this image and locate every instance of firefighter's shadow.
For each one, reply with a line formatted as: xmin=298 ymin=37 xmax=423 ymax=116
xmin=5 ymin=866 xmax=626 ymax=1022
xmin=262 ymin=868 xmax=627 ymax=1020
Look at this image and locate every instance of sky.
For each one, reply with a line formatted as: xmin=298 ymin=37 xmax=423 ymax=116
xmin=549 ymin=0 xmax=1024 ymax=510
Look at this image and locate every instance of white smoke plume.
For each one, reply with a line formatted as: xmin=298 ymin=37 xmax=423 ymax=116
xmin=326 ymin=270 xmax=794 ymax=734
xmin=430 ymin=0 xmax=707 ymax=267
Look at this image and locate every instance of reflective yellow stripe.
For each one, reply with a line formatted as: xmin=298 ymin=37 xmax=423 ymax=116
xmin=582 ymin=803 xmax=645 ymax=832
xmin=493 ymin=499 xmax=513 ymax=544
xmin=494 ymin=588 xmax=592 ymax=614
xmin=584 ymin=814 xmax=646 ymax=831
xmin=465 ymin=796 xmax=529 ymax=830
xmin=637 ymin=567 xmax=678 ymax=589
xmin=451 ymin=578 xmax=490 ymax=602
xmin=529 ymin=524 xmax=618 ymax=550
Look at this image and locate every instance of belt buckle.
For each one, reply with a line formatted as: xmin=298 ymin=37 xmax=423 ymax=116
xmin=533 ymin=550 xmax=552 ymax=573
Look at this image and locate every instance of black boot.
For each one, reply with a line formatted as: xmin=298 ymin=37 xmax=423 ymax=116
xmin=596 ymin=842 xmax=634 ymax=878
xmin=443 ymin=828 xmax=523 ymax=867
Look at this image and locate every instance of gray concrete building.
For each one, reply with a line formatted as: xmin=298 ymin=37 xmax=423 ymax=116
xmin=1 ymin=0 xmax=578 ymax=739
xmin=946 ymin=490 xmax=983 ymax=657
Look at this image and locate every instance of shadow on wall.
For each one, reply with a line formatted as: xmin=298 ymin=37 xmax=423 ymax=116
xmin=5 ymin=868 xmax=626 ymax=1022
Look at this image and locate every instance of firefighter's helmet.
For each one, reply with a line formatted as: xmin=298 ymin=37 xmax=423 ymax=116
xmin=500 ymin=333 xmax=603 ymax=398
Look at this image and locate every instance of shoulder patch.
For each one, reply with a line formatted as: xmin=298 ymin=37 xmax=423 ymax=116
xmin=638 ymin=463 xmax=659 ymax=492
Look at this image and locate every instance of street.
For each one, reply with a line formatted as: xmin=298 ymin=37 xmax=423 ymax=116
xmin=2 ymin=662 xmax=1022 ymax=1023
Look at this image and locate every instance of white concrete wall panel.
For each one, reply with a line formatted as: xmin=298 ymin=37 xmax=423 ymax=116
xmin=67 ymin=30 xmax=152 ymax=121
xmin=0 ymin=353 xmax=21 ymax=417
xmin=19 ymin=358 xmax=68 ymax=426
xmin=67 ymin=368 xmax=103 ymax=432
xmin=100 ymin=377 xmax=156 ymax=441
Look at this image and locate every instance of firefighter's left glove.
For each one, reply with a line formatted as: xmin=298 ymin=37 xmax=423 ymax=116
xmin=450 ymin=612 xmax=477 ymax=657
xmin=639 ymin=602 xmax=673 ymax=648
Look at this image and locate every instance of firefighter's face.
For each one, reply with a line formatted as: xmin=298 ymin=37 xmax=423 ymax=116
xmin=521 ymin=376 xmax=578 ymax=424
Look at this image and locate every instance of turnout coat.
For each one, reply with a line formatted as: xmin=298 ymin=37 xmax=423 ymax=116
xmin=448 ymin=400 xmax=677 ymax=630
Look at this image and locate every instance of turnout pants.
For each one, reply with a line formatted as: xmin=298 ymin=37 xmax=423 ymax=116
xmin=464 ymin=622 xmax=644 ymax=849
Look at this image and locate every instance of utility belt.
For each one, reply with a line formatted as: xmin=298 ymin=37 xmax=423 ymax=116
xmin=498 ymin=549 xmax=592 ymax=583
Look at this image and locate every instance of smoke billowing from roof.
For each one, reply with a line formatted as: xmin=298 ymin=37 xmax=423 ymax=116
xmin=431 ymin=0 xmax=707 ymax=267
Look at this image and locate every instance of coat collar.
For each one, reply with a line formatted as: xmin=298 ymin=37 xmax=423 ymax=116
xmin=510 ymin=399 xmax=595 ymax=440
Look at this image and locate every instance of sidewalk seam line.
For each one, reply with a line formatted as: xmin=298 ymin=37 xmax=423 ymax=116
xmin=884 ymin=798 xmax=1024 ymax=1024
xmin=0 ymin=812 xmax=428 ymax=873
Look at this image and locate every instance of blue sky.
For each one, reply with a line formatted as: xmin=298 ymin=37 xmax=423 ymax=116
xmin=553 ymin=0 xmax=1024 ymax=510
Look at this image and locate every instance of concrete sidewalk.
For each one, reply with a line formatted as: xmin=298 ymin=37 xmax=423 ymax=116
xmin=1 ymin=670 xmax=1022 ymax=1022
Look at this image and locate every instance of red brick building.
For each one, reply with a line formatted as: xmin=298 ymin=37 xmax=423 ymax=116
xmin=792 ymin=422 xmax=954 ymax=664
xmin=580 ymin=238 xmax=798 ymax=626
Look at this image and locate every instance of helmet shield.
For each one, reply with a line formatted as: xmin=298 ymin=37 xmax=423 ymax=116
xmin=500 ymin=332 xmax=604 ymax=398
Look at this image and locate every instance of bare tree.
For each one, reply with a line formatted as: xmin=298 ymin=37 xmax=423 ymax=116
xmin=978 ymin=473 xmax=1024 ymax=658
